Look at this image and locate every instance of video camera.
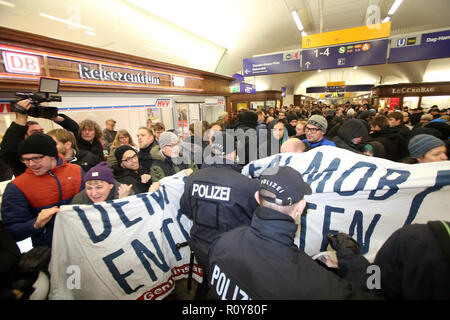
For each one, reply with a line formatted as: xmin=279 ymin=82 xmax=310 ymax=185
xmin=12 ymin=77 xmax=61 ymax=118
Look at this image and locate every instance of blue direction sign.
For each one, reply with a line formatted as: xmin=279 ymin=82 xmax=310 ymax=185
xmin=301 ymin=39 xmax=389 ymax=71
xmin=243 ymin=52 xmax=300 ymax=76
xmin=389 ymin=30 xmax=450 ymax=63
xmin=241 ymin=82 xmax=256 ymax=94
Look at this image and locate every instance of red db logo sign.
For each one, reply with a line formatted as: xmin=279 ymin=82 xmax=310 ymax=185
xmin=2 ymin=51 xmax=41 ymax=74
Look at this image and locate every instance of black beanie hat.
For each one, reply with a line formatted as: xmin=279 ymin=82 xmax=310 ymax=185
xmin=115 ymin=145 xmax=137 ymax=165
xmin=18 ymin=133 xmax=58 ymax=159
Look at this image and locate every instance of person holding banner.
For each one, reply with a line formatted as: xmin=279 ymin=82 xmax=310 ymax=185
xmin=150 ymin=132 xmax=198 ymax=182
xmin=208 ymin=166 xmax=380 ymax=300
xmin=71 ymin=161 xmax=133 ymax=205
xmin=180 ymin=131 xmax=259 ymax=299
xmin=113 ymin=145 xmax=152 ymax=194
xmin=1 ymin=133 xmax=84 ymax=247
xmin=407 ymin=134 xmax=448 ymax=163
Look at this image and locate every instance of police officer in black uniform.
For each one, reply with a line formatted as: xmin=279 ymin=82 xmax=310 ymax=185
xmin=207 ymin=166 xmax=381 ymax=300
xmin=180 ymin=131 xmax=259 ymax=299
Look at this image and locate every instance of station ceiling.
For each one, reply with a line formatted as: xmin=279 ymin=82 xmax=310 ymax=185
xmin=1 ymin=0 xmax=449 ymax=96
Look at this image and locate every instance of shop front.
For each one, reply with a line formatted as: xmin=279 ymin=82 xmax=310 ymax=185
xmin=372 ymin=82 xmax=450 ymax=111
xmin=0 ymin=27 xmax=233 ymax=139
xmin=228 ymin=90 xmax=283 ymax=112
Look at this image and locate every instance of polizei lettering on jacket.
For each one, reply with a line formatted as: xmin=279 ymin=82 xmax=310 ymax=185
xmin=210 ymin=264 xmax=251 ymax=300
xmin=79 ymin=64 xmax=160 ymax=85
xmin=191 ymin=183 xmax=231 ymax=201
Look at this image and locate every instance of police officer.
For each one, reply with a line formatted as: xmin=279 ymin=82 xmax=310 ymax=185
xmin=180 ymin=131 xmax=259 ymax=299
xmin=207 ymin=166 xmax=381 ymax=300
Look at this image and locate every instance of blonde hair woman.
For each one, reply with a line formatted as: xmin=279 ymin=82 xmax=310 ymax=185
xmin=107 ymin=129 xmax=136 ymax=168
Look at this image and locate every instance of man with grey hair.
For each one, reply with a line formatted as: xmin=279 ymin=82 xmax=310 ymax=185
xmin=302 ymin=115 xmax=336 ymax=150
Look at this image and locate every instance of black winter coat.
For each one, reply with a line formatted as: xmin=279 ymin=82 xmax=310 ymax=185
xmin=0 ymin=122 xmax=27 ymax=176
xmin=77 ymin=137 xmax=104 ymax=162
xmin=70 ymin=149 xmax=101 ymax=172
xmin=370 ymin=127 xmax=408 ymax=162
xmin=374 ymin=222 xmax=450 ymax=299
xmin=208 ymin=206 xmax=381 ymax=300
xmin=114 ymin=167 xmax=151 ymax=194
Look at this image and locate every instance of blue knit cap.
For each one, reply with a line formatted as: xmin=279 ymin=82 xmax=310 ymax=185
xmin=408 ymin=134 xmax=445 ymax=159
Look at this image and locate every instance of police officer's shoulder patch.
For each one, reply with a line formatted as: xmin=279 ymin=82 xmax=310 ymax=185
xmin=191 ymin=181 xmax=231 ymax=202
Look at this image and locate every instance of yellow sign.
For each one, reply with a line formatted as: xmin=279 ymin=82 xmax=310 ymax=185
xmin=237 ymin=103 xmax=248 ymax=111
xmin=302 ymin=22 xmax=391 ymax=49
xmin=327 ymin=81 xmax=345 ymax=86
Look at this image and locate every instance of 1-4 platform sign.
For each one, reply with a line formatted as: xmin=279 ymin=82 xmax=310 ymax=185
xmin=301 ymin=39 xmax=388 ymax=71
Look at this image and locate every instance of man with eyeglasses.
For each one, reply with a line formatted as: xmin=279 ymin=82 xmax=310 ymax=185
xmin=1 ymin=133 xmax=84 ymax=248
xmin=302 ymin=115 xmax=336 ymax=150
xmin=150 ymin=132 xmax=198 ymax=182
xmin=113 ymin=145 xmax=152 ymax=194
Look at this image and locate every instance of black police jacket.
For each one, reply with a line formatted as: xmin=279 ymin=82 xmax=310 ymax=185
xmin=208 ymin=206 xmax=380 ymax=300
xmin=179 ymin=161 xmax=258 ymax=269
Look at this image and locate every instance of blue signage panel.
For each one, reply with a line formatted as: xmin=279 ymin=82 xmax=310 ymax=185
xmin=240 ymin=82 xmax=256 ymax=94
xmin=301 ymin=39 xmax=389 ymax=71
xmin=243 ymin=52 xmax=300 ymax=76
xmin=389 ymin=30 xmax=450 ymax=63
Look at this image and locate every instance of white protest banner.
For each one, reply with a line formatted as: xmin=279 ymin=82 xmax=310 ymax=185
xmin=242 ymin=146 xmax=450 ymax=262
xmin=49 ymin=172 xmax=202 ymax=300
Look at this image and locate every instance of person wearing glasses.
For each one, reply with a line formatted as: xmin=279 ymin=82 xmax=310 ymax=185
xmin=1 ymin=133 xmax=84 ymax=248
xmin=113 ymin=145 xmax=152 ymax=194
xmin=150 ymin=132 xmax=198 ymax=182
xmin=302 ymin=115 xmax=336 ymax=151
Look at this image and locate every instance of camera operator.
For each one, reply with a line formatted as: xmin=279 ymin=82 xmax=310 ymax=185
xmin=0 ymin=99 xmax=81 ymax=177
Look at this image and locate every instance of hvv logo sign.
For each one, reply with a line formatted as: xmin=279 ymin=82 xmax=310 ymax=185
xmin=156 ymin=99 xmax=171 ymax=108
xmin=2 ymin=51 xmax=41 ymax=75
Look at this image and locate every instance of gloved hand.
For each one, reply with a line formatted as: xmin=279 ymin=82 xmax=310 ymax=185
xmin=18 ymin=247 xmax=51 ymax=274
xmin=326 ymin=233 xmax=361 ymax=255
xmin=11 ymin=247 xmax=51 ymax=300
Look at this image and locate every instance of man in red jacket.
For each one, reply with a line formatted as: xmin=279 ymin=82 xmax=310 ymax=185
xmin=1 ymin=133 xmax=84 ymax=247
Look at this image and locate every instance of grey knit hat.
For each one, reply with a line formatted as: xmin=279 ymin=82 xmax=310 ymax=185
xmin=158 ymin=132 xmax=179 ymax=149
xmin=307 ymin=115 xmax=328 ymax=133
xmin=408 ymin=134 xmax=445 ymax=159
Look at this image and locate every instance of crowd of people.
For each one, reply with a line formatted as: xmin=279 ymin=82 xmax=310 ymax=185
xmin=0 ymin=97 xmax=449 ymax=300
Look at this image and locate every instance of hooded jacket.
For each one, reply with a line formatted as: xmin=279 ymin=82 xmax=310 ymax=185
xmin=332 ymin=119 xmax=368 ymax=154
